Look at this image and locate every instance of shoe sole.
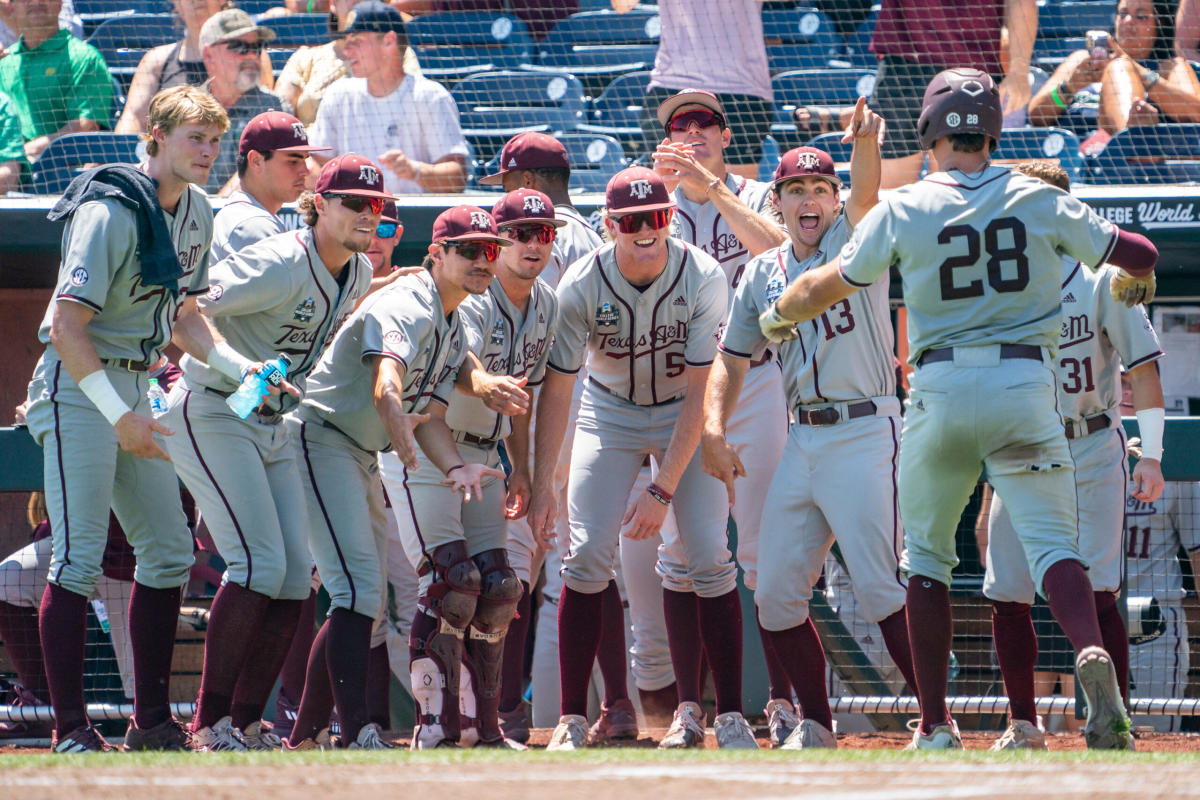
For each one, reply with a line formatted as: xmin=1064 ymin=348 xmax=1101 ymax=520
xmin=1077 ymin=647 xmax=1134 ymax=751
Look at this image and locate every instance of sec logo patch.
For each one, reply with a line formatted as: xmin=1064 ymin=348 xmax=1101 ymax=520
xmin=384 ymin=330 xmax=404 ymax=345
xmin=206 ymin=284 xmax=224 ymax=302
xmin=69 ymin=267 xmax=88 ymax=286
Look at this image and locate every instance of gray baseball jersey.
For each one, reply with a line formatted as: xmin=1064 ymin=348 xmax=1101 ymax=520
xmin=838 ymin=167 xmax=1118 ymax=364
xmin=672 ymin=173 xmax=781 ymax=292
xmin=545 ymin=205 xmax=603 ymax=290
xmin=722 ymin=216 xmax=895 ymax=406
xmin=548 ymin=238 xmax=727 ymax=404
xmin=184 ymin=228 xmax=372 ymax=411
xmin=210 ymin=189 xmax=286 ymax=264
xmin=36 ymin=188 xmax=213 ymax=363
xmin=1125 ymin=480 xmax=1200 ymax=603
xmin=447 ymin=277 xmax=558 ymax=441
xmin=299 ymin=270 xmax=467 ymax=453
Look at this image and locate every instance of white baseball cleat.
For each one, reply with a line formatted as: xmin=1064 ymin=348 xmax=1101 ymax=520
xmin=410 ymin=723 xmax=457 ymax=750
xmin=903 ymin=719 xmax=962 ymax=750
xmin=191 ymin=716 xmax=248 ymax=752
xmin=240 ymin=720 xmax=284 ymax=751
xmin=546 ymin=714 xmax=589 ymax=751
xmin=764 ymin=698 xmax=800 ymax=748
xmin=714 ymin=711 xmax=759 ymax=749
xmin=1075 ymin=646 xmax=1134 ymax=750
xmin=658 ymin=701 xmax=706 ymax=749
xmin=989 ymin=719 xmax=1047 ymax=751
xmin=780 ymin=718 xmax=837 ymax=750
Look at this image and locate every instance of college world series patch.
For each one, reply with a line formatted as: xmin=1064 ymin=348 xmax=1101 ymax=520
xmin=293 ymin=297 xmax=316 ymax=323
xmin=595 ymin=301 xmax=619 ymax=330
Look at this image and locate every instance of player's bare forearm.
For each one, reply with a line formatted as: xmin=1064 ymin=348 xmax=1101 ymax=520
xmin=48 ymin=300 xmax=104 ymax=385
xmin=455 ymin=351 xmax=530 ymax=414
xmin=656 ymin=365 xmax=710 ymax=493
xmin=170 ymin=298 xmax=223 ymax=361
xmin=845 ymin=104 xmax=882 ymax=226
xmin=412 ymin=408 xmax=465 ymax=474
xmin=775 ymin=260 xmax=857 ymax=323
xmin=506 ymin=389 xmax=535 ymax=477
xmin=422 ymin=157 xmax=469 ymax=194
xmin=709 ymin=185 xmax=787 ymax=256
xmin=1004 ymin=0 xmax=1037 ymax=77
xmin=703 ymin=353 xmax=748 ymax=437
xmin=974 ymin=483 xmax=994 ymax=556
xmin=372 ymin=356 xmax=430 ymax=469
xmin=532 ymin=370 xmax=573 ymax=492
xmin=1129 ymin=361 xmax=1165 ymax=413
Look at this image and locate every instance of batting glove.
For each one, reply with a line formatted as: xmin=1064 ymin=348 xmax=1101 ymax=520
xmin=758 ymin=304 xmax=799 ymax=343
xmin=1109 ymin=269 xmax=1156 ymax=308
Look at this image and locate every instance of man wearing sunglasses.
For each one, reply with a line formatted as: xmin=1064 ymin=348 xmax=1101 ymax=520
xmin=165 ymin=153 xmax=391 ymax=751
xmin=284 ymin=205 xmax=509 ymax=751
xmin=529 ymin=167 xmax=756 ymax=751
xmin=198 ymin=9 xmax=285 ymax=195
xmin=211 ymin=111 xmax=331 ymax=264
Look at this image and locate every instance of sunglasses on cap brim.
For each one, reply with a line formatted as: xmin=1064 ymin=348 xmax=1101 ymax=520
xmin=665 ymin=109 xmax=725 ymax=133
xmin=614 ymin=208 xmax=673 ymax=234
xmin=327 ymin=194 xmax=385 ymax=215
xmin=444 ymin=240 xmax=501 ymax=262
xmin=500 ymin=224 xmax=556 ymax=245
xmin=376 ymin=221 xmax=402 ymax=238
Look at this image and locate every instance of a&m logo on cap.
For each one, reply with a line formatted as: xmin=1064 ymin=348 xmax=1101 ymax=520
xmin=470 ymin=211 xmax=491 ymax=230
xmin=359 ymin=164 xmax=380 ymax=185
xmin=292 ymin=122 xmax=307 ymax=139
xmin=798 ymin=152 xmax=820 ymax=171
xmin=523 ymin=194 xmax=546 ymax=215
xmin=629 ymin=179 xmax=653 ymax=199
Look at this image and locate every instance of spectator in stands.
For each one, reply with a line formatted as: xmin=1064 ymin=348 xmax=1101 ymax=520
xmin=116 ymin=0 xmax=277 ymax=135
xmin=275 ymin=0 xmax=422 ymax=129
xmin=615 ymin=0 xmax=773 ymax=180
xmin=1028 ymin=0 xmax=1200 ymax=142
xmin=867 ymin=0 xmax=1037 ymax=188
xmin=308 ymin=1 xmax=467 ymax=193
xmin=1178 ymin=0 xmax=1200 ymax=62
xmin=389 ymin=0 xmax=575 ymax=40
xmin=0 ymin=89 xmax=26 ymax=193
xmin=0 ymin=0 xmax=80 ymax=50
xmin=199 ymin=8 xmax=286 ymax=194
xmin=0 ymin=0 xmax=112 ymax=161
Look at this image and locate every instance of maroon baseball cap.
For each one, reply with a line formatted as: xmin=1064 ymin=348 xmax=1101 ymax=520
xmin=656 ymin=88 xmax=726 ymax=128
xmin=431 ymin=205 xmax=511 ymax=246
xmin=491 ymin=188 xmax=567 ymax=229
xmin=605 ymin=166 xmax=674 ymax=214
xmin=314 ymin=153 xmax=395 ymax=199
xmin=773 ymin=146 xmax=841 ymax=191
xmin=239 ymin=111 xmax=330 ymax=156
xmin=380 ymin=200 xmax=399 ymax=224
xmin=479 ymin=132 xmax=570 ymax=185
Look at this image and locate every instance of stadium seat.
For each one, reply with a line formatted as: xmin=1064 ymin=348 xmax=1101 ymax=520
xmin=28 ymin=133 xmax=144 ymax=195
xmin=407 ymin=12 xmax=534 ymax=85
xmin=87 ymin=14 xmax=177 ymax=93
xmin=832 ymin=3 xmax=879 ymax=70
xmin=758 ymin=133 xmax=781 ymax=183
xmin=1038 ymin=0 xmax=1116 ymax=39
xmin=1033 ymin=36 xmax=1085 ymax=70
xmin=577 ymin=70 xmax=651 ymax=150
xmin=992 ymin=127 xmax=1085 ymax=181
xmin=530 ymin=9 xmax=660 ymax=95
xmin=479 ymin=132 xmax=626 ymax=194
xmin=75 ymin=0 xmax=161 ymax=38
xmin=761 ymin=6 xmax=840 ymax=74
xmin=265 ymin=14 xmax=330 ymax=48
xmin=1089 ymin=124 xmax=1200 ymax=184
xmin=804 ymin=131 xmax=853 ymax=185
xmin=451 ymin=70 xmax=586 ymax=163
xmin=240 ymin=0 xmax=282 ymax=17
xmin=769 ymin=68 xmax=876 ymax=150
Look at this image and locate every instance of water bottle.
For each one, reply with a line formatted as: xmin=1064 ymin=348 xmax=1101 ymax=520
xmin=226 ymin=353 xmax=292 ymax=419
xmin=146 ymin=377 xmax=169 ymax=418
xmin=90 ymin=598 xmax=111 ymax=635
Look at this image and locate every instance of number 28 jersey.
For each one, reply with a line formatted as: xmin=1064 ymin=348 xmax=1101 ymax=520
xmin=837 ymin=166 xmax=1118 ymax=365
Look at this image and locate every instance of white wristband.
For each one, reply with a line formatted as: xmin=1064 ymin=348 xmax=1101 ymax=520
xmin=207 ymin=342 xmax=254 ymax=383
xmin=1135 ymin=407 xmax=1165 ymax=462
xmin=78 ymin=370 xmax=132 ymax=426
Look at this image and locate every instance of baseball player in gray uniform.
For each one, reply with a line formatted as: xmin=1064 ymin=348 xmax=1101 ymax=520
xmin=981 ymin=161 xmax=1167 ymax=750
xmin=711 ymin=122 xmax=921 ymax=750
xmin=22 ymin=86 xmax=248 ymax=752
xmin=529 ymin=167 xmax=756 ymax=751
xmin=165 ymin=154 xmax=387 ymax=751
xmin=283 ymin=206 xmax=508 ymax=751
xmin=759 ymin=68 xmax=1159 ymax=750
xmin=651 ymin=87 xmax=797 ymax=740
xmin=209 ymin=111 xmax=330 ymax=263
xmin=380 ymin=189 xmax=560 ymax=749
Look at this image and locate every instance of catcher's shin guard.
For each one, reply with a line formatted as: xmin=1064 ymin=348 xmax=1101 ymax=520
xmin=409 ymin=542 xmax=480 ymax=748
xmin=463 ymin=549 xmax=522 ymax=742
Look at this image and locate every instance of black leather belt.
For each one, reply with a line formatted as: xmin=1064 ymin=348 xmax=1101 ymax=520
xmin=103 ymin=357 xmax=154 ymax=372
xmin=457 ymin=431 xmax=500 ymax=449
xmin=796 ymin=399 xmax=876 ymax=426
xmin=1065 ymin=414 xmax=1111 ymax=440
xmin=200 ymin=385 xmax=282 ymax=423
xmin=917 ymin=343 xmax=1043 ymax=366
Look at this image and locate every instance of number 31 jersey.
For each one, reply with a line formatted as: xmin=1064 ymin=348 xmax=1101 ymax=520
xmin=837 ymin=166 xmax=1118 ymax=364
xmin=1056 ymin=256 xmax=1162 ymax=422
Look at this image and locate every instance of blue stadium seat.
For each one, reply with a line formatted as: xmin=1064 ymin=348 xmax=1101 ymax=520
xmin=87 ymin=14 xmax=177 ymax=92
xmin=577 ymin=70 xmax=651 ymax=149
xmin=264 ymin=14 xmax=330 ymax=47
xmin=1033 ymin=36 xmax=1085 ymax=70
xmin=804 ymin=131 xmax=853 ymax=184
xmin=833 ymin=4 xmax=879 ymax=70
xmin=758 ymin=134 xmax=781 ymax=183
xmin=761 ymin=6 xmax=840 ymax=74
xmin=530 ymin=9 xmax=660 ymax=95
xmin=75 ymin=0 xmax=162 ymax=38
xmin=1089 ymin=124 xmax=1200 ymax=184
xmin=407 ymin=12 xmax=534 ymax=85
xmin=241 ymin=0 xmax=282 ymax=17
xmin=769 ymin=68 xmax=876 ymax=150
xmin=1038 ymin=0 xmax=1116 ymax=38
xmin=993 ymin=127 xmax=1085 ymax=181
xmin=480 ymin=132 xmax=626 ymax=193
xmin=451 ymin=71 xmax=586 ymax=163
xmin=28 ymin=133 xmax=143 ymax=195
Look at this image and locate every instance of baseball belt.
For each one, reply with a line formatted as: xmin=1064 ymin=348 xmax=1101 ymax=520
xmin=102 ymin=357 xmax=155 ymax=372
xmin=796 ymin=399 xmax=877 ymax=426
xmin=916 ymin=343 xmax=1043 ymax=366
xmin=455 ymin=431 xmax=501 ymax=449
xmin=1065 ymin=413 xmax=1111 ymax=440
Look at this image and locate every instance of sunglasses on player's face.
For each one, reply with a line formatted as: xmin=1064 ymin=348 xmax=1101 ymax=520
xmin=222 ymin=39 xmax=265 ymax=56
xmin=375 ymin=221 xmax=401 ymax=238
xmin=446 ymin=241 xmax=500 ymax=263
xmin=501 ymin=224 xmax=556 ymax=245
xmin=328 ymin=194 xmax=385 ymax=215
xmin=665 ymin=108 xmax=724 ymax=134
xmin=614 ymin=208 xmax=672 ymax=234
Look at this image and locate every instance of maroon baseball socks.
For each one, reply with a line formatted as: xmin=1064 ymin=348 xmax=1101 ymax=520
xmin=991 ymin=600 xmax=1039 ymax=724
xmin=906 ymin=576 xmax=953 ymax=734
